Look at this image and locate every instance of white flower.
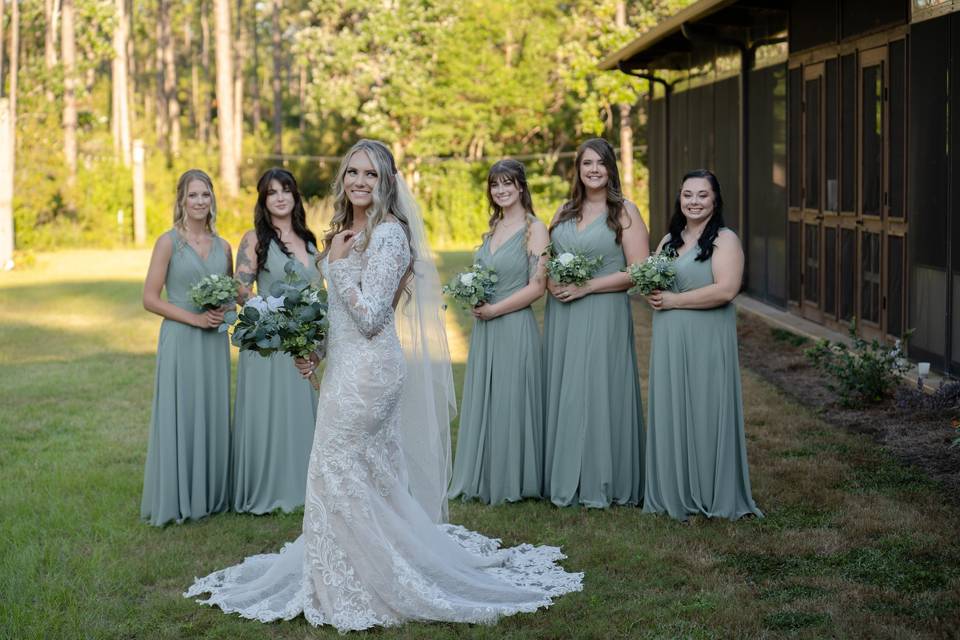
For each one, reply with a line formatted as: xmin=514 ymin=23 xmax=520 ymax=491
xmin=557 ymin=252 xmax=575 ymax=266
xmin=460 ymin=272 xmax=476 ymax=286
xmin=245 ymin=296 xmax=268 ymax=313
xmin=266 ymin=295 xmax=286 ymax=311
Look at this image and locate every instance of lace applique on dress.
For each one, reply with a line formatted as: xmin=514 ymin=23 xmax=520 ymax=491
xmin=185 ymin=220 xmax=583 ymax=632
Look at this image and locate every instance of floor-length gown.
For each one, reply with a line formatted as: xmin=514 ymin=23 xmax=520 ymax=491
xmin=186 ymin=222 xmax=582 ymax=631
xmin=231 ymin=240 xmax=319 ymax=514
xmin=643 ymin=233 xmax=763 ymax=521
xmin=542 ymin=216 xmax=644 ymax=507
xmin=141 ymin=229 xmax=231 ymax=526
xmin=448 ymin=227 xmax=543 ymax=504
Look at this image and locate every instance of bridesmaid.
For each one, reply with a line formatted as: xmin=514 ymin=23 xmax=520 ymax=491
xmin=141 ymin=169 xmax=232 ymax=526
xmin=448 ymin=159 xmax=549 ymax=505
xmin=543 ymin=138 xmax=649 ymax=508
xmin=643 ymin=169 xmax=763 ymax=521
xmin=232 ymin=168 xmax=320 ymax=514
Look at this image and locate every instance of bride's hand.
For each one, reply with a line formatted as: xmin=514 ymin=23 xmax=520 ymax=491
xmin=294 ymin=353 xmax=320 ymax=379
xmin=328 ymin=230 xmax=357 ymax=263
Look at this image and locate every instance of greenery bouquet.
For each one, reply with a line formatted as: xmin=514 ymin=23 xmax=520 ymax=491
xmin=225 ymin=262 xmax=328 ymax=389
xmin=189 ymin=273 xmax=239 ymax=311
xmin=626 ymin=249 xmax=678 ymax=296
xmin=442 ymin=264 xmax=498 ymax=308
xmin=544 ymin=243 xmax=602 ymax=286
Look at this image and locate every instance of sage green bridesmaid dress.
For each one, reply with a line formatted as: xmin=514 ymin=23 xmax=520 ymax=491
xmin=141 ymin=230 xmax=231 ymax=526
xmin=232 ymin=240 xmax=320 ymax=514
xmin=448 ymin=226 xmax=542 ymax=504
xmin=643 ymin=232 xmax=763 ymax=521
xmin=542 ymin=216 xmax=644 ymax=508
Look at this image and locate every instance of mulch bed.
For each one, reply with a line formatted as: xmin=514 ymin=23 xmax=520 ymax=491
xmin=736 ymin=310 xmax=960 ymax=500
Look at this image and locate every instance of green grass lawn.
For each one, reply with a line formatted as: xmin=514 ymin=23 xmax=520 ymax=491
xmin=2 ymin=250 xmax=959 ymax=639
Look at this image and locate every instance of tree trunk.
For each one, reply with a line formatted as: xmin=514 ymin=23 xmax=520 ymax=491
xmin=186 ymin=19 xmax=196 ymax=131
xmin=44 ymin=0 xmax=58 ymax=102
xmin=271 ymin=0 xmax=282 ymax=155
xmin=198 ymin=0 xmax=211 ymax=145
xmin=616 ymin=1 xmax=633 ymax=200
xmin=0 ymin=0 xmax=18 ymax=269
xmin=126 ymin=0 xmax=136 ymax=126
xmin=1 ymin=0 xmax=6 ymax=97
xmin=111 ymin=0 xmax=131 ymax=166
xmin=250 ymin=6 xmax=261 ymax=133
xmin=61 ymin=0 xmax=77 ymax=186
xmin=154 ymin=3 xmax=168 ymax=148
xmin=214 ymin=0 xmax=238 ymax=195
xmin=232 ymin=0 xmax=245 ymax=165
xmin=133 ymin=139 xmax=147 ymax=245
xmin=298 ymin=63 xmax=306 ymax=134
xmin=162 ymin=0 xmax=180 ymax=157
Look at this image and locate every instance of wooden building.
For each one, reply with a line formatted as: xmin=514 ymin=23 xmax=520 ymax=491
xmin=601 ymin=0 xmax=959 ymax=374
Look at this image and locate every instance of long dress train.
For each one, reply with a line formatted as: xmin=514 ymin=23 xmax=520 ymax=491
xmin=186 ymin=222 xmax=582 ymax=631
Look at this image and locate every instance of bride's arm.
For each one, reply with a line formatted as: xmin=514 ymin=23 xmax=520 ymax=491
xmin=327 ymin=222 xmax=411 ymax=339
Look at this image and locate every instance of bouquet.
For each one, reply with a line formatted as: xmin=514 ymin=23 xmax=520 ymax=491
xmin=190 ymin=273 xmax=239 ymax=310
xmin=544 ymin=244 xmax=602 ymax=286
xmin=225 ymin=262 xmax=328 ymax=389
xmin=625 ymin=249 xmax=678 ymax=296
xmin=442 ymin=264 xmax=498 ymax=308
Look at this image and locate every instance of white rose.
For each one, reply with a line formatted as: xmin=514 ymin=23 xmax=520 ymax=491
xmin=460 ymin=272 xmax=476 ymax=286
xmin=266 ymin=295 xmax=286 ymax=311
xmin=245 ymin=296 xmax=268 ymax=313
xmin=557 ymin=252 xmax=575 ymax=266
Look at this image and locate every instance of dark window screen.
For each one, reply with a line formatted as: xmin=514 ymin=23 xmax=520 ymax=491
xmin=805 ymin=223 xmax=820 ymax=304
xmin=790 ymin=0 xmax=838 ymax=53
xmin=909 ymin=16 xmax=949 ymax=365
xmin=841 ymin=53 xmax=857 ymax=212
xmin=789 ymin=67 xmax=803 ymax=208
xmin=789 ymin=221 xmax=802 ymax=302
xmin=715 ymin=77 xmax=740 ymax=233
xmin=824 ymin=226 xmax=837 ymax=315
xmin=825 ymin=59 xmax=839 ymax=211
xmin=862 ymin=63 xmax=883 ymax=216
xmin=889 ymin=40 xmax=906 ymax=219
xmin=841 ymin=0 xmax=907 ymax=40
xmin=861 ymin=231 xmax=881 ymax=324
xmin=840 ymin=228 xmax=856 ymax=321
xmin=805 ymin=77 xmax=821 ymax=210
xmin=887 ymin=234 xmax=904 ymax=338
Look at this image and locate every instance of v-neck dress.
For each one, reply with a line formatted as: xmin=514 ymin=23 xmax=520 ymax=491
xmin=141 ymin=229 xmax=231 ymax=526
xmin=542 ymin=216 xmax=644 ymax=508
xmin=232 ymin=239 xmax=321 ymax=514
xmin=643 ymin=233 xmax=763 ymax=521
xmin=448 ymin=226 xmax=543 ymax=504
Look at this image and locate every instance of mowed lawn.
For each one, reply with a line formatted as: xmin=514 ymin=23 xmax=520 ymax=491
xmin=2 ymin=249 xmax=959 ymax=640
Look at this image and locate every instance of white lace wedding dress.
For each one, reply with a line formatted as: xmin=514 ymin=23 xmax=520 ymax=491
xmin=185 ymin=221 xmax=582 ymax=632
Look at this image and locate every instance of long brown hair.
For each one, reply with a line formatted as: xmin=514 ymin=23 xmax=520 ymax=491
xmin=253 ymin=168 xmax=317 ymax=274
xmin=549 ymin=138 xmax=627 ymax=244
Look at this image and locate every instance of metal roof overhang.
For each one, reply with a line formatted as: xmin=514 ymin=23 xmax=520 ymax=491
xmin=599 ymin=0 xmax=789 ymax=72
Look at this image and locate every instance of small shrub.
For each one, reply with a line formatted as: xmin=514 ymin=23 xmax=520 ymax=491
xmin=805 ymin=322 xmax=911 ymax=408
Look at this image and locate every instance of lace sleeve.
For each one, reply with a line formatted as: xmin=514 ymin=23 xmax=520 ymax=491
xmin=328 ymin=222 xmax=411 ymax=339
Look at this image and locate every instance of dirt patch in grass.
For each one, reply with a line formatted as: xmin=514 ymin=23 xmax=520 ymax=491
xmin=736 ymin=311 xmax=960 ymax=500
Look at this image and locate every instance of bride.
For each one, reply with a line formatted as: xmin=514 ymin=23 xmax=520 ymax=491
xmin=185 ymin=140 xmax=582 ymax=632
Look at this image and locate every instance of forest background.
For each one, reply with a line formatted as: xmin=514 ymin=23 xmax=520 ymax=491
xmin=0 ymin=0 xmax=691 ymax=259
